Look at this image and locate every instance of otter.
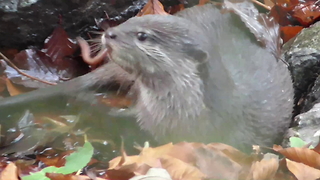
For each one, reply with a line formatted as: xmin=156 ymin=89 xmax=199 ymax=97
xmin=99 ymin=3 xmax=294 ymax=150
xmin=0 ymin=3 xmax=293 ymax=151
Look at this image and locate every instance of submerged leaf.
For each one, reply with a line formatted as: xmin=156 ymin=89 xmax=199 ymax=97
xmin=22 ymin=141 xmax=94 ymax=180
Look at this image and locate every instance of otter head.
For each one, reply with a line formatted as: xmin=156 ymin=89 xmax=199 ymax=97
xmin=101 ymin=15 xmax=208 ymax=88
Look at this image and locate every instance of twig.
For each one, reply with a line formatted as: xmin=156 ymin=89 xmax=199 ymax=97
xmin=0 ymin=52 xmax=57 ymax=86
xmin=251 ymin=0 xmax=271 ymax=11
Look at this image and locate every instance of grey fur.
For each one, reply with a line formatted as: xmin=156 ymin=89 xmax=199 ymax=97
xmin=103 ymin=4 xmax=294 ymax=151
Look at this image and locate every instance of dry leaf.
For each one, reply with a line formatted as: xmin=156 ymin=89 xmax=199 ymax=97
xmin=160 ymin=155 xmax=205 ymax=180
xmin=247 ymin=158 xmax=279 ymax=180
xmin=194 ymin=144 xmax=242 ymax=180
xmin=291 ymin=2 xmax=320 ymax=26
xmin=280 ymin=26 xmax=303 ymax=43
xmin=199 ymin=0 xmax=210 ymax=6
xmin=46 ymin=173 xmax=106 ymax=180
xmin=263 ymin=0 xmax=275 ymax=8
xmin=273 ymin=145 xmax=320 ymax=169
xmin=286 ymin=159 xmax=320 ymax=180
xmin=0 ymin=163 xmax=18 ymax=180
xmin=98 ymin=94 xmax=132 ymax=108
xmin=136 ymin=0 xmax=169 ymax=16
xmin=0 ymin=76 xmax=7 ymax=94
xmin=5 ymin=78 xmax=26 ymax=96
xmin=207 ymin=143 xmax=255 ymax=166
xmin=130 ymin=168 xmax=172 ymax=180
xmin=108 ymin=142 xmax=259 ymax=180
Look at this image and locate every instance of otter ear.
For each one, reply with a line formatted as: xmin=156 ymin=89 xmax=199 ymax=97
xmin=184 ymin=44 xmax=208 ymax=63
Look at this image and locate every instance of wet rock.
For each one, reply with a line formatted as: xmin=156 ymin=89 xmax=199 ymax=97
xmin=288 ymin=103 xmax=320 ymax=147
xmin=301 ymin=75 xmax=320 ymax=112
xmin=283 ymin=21 xmax=320 ymax=113
xmin=0 ymin=0 xmax=197 ymax=49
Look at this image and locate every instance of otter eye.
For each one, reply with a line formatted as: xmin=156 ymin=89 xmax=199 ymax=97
xmin=137 ymin=32 xmax=148 ymax=41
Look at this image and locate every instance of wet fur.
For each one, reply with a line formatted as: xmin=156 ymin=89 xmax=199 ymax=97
xmin=103 ymin=4 xmax=294 ymax=150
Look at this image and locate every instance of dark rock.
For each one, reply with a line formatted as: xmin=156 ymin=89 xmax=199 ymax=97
xmin=0 ymin=0 xmax=197 ymax=49
xmin=282 ymin=21 xmax=320 ymax=146
xmin=301 ymin=75 xmax=320 ymax=112
xmin=283 ymin=21 xmax=320 ymax=113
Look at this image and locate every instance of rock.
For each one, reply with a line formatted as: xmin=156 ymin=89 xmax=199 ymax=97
xmin=288 ymin=103 xmax=320 ymax=147
xmin=0 ymin=0 xmax=197 ymax=49
xmin=283 ymin=21 xmax=320 ymax=113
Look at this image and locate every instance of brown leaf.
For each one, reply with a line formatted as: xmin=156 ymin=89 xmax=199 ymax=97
xmin=46 ymin=173 xmax=108 ymax=180
xmin=5 ymin=78 xmax=26 ymax=96
xmin=195 ymin=144 xmax=243 ymax=180
xmin=247 ymin=158 xmax=279 ymax=180
xmin=160 ymin=155 xmax=206 ymax=180
xmin=292 ymin=2 xmax=320 ymax=26
xmin=136 ymin=0 xmax=169 ymax=16
xmin=97 ymin=93 xmax=132 ymax=108
xmin=43 ymin=26 xmax=77 ymax=63
xmin=0 ymin=163 xmax=18 ymax=180
xmin=207 ymin=143 xmax=255 ymax=167
xmin=0 ymin=76 xmax=7 ymax=94
xmin=286 ymin=158 xmax=320 ymax=180
xmin=46 ymin=173 xmax=73 ymax=180
xmin=313 ymin=139 xmax=320 ymax=153
xmin=263 ymin=0 xmax=275 ymax=8
xmin=273 ymin=145 xmax=320 ymax=169
xmin=280 ymin=26 xmax=304 ymax=43
xmin=4 ymin=26 xmax=89 ymax=89
xmin=271 ymin=0 xmax=299 ymax=5
xmin=0 ymin=49 xmax=19 ymax=60
xmin=108 ymin=147 xmax=146 ymax=180
xmin=199 ymin=0 xmax=210 ymax=5
xmin=167 ymin=4 xmax=185 ymax=14
xmin=269 ymin=5 xmax=294 ymax=26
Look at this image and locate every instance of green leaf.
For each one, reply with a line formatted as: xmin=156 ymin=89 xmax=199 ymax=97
xmin=57 ymin=141 xmax=94 ymax=174
xmin=22 ymin=141 xmax=94 ymax=180
xmin=290 ymin=137 xmax=307 ymax=148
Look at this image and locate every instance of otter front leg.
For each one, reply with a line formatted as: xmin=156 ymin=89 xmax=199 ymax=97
xmin=0 ymin=62 xmax=134 ymax=109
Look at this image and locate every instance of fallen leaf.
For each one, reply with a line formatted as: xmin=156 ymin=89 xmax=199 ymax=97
xmin=194 ymin=144 xmax=242 ymax=180
xmin=292 ymin=2 xmax=320 ymax=26
xmin=160 ymin=155 xmax=205 ymax=180
xmin=45 ymin=173 xmax=108 ymax=180
xmin=0 ymin=76 xmax=7 ymax=94
xmin=136 ymin=0 xmax=169 ymax=16
xmin=273 ymin=145 xmax=320 ymax=169
xmin=280 ymin=26 xmax=304 ymax=43
xmin=4 ymin=26 xmax=89 ymax=89
xmin=108 ymin=142 xmax=253 ymax=180
xmin=263 ymin=0 xmax=274 ymax=8
xmin=130 ymin=168 xmax=172 ymax=180
xmin=167 ymin=4 xmax=185 ymax=14
xmin=247 ymin=158 xmax=279 ymax=180
xmin=207 ymin=143 xmax=255 ymax=167
xmin=5 ymin=78 xmax=26 ymax=96
xmin=42 ymin=26 xmax=77 ymax=64
xmin=286 ymin=158 xmax=320 ymax=180
xmin=199 ymin=0 xmax=210 ymax=6
xmin=98 ymin=93 xmax=132 ymax=108
xmin=0 ymin=163 xmax=18 ymax=180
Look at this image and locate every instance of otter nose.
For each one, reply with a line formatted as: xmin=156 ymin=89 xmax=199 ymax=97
xmin=106 ymin=30 xmax=117 ymax=39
